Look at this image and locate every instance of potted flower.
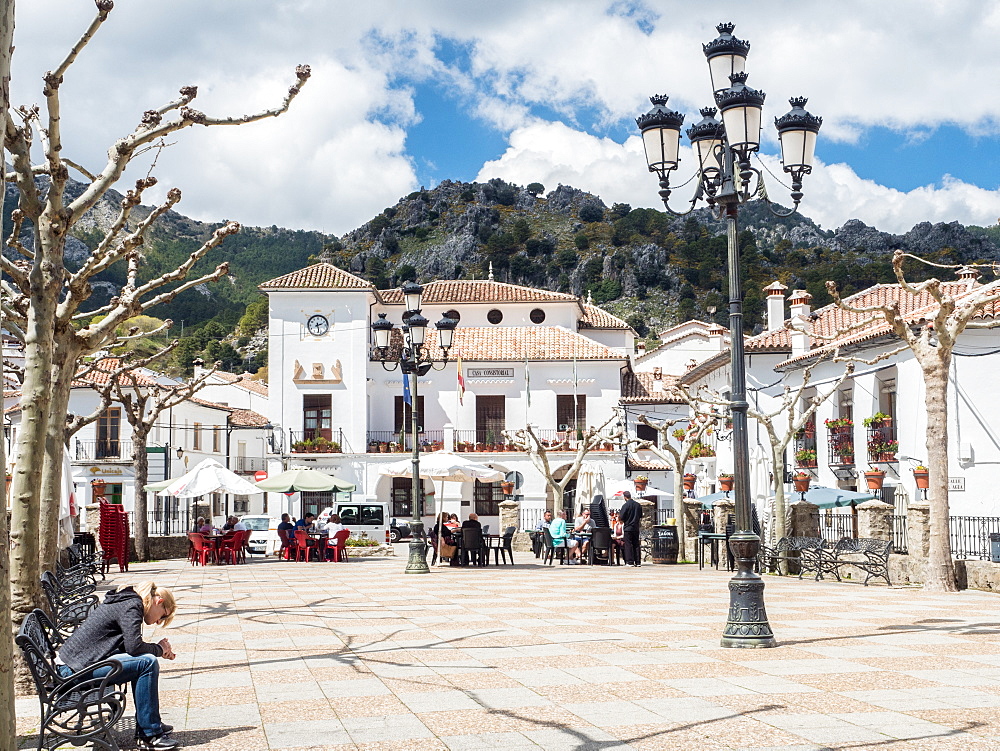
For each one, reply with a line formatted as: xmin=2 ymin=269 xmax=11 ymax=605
xmin=719 ymin=473 xmax=734 ymax=492
xmin=793 ymin=471 xmax=811 ymax=493
xmin=794 ymin=448 xmax=817 ymax=467
xmin=864 ymin=466 xmax=886 ymax=490
xmin=634 ymin=475 xmax=649 ymax=492
xmin=682 ymin=473 xmax=696 ymax=491
xmin=863 ymin=412 xmax=892 ymax=428
xmin=912 ymin=465 xmax=929 ymax=489
xmin=824 ymin=417 xmax=853 ymax=433
xmin=672 ymin=428 xmax=686 ymax=441
xmin=500 ymin=480 xmax=515 ymax=495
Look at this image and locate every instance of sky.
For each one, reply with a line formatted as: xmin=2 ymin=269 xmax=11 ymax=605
xmin=9 ymin=1 xmax=1000 ymax=237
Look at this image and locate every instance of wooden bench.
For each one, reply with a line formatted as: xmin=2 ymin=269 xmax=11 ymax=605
xmin=16 ymin=609 xmax=127 ymax=751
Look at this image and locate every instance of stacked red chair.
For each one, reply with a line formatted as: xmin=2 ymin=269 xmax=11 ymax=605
xmin=98 ymin=502 xmax=130 ymax=574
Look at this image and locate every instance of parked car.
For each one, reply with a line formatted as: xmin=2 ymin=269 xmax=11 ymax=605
xmin=390 ymin=518 xmax=412 ymax=543
xmin=238 ymin=515 xmax=281 ymax=556
xmin=316 ymin=502 xmax=389 ymax=541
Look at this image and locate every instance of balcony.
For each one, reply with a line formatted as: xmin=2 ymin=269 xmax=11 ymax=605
xmin=76 ymin=439 xmax=134 ymax=461
xmin=793 ymin=419 xmax=817 ymax=468
xmin=825 ymin=421 xmax=855 ymax=466
xmin=454 ymin=429 xmax=619 ymax=453
xmin=288 ymin=428 xmax=345 ymax=454
xmin=866 ymin=419 xmax=897 ymax=464
xmin=367 ymin=430 xmax=444 ymax=453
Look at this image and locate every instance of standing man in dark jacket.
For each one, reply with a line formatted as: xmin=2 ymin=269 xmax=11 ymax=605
xmin=58 ymin=582 xmax=178 ymax=750
xmin=618 ymin=491 xmax=643 ymax=567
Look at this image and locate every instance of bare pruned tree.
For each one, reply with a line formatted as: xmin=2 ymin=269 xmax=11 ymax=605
xmin=1 ymin=0 xmax=309 ymax=657
xmin=826 ymin=252 xmax=1000 ymax=591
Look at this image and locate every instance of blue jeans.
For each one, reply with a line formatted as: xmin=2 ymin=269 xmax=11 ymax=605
xmin=59 ymin=653 xmax=165 ymax=737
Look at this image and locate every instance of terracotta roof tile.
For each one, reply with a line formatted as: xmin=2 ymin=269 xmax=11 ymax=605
xmin=75 ymin=358 xmax=162 ymax=388
xmin=211 ymin=370 xmax=269 ymax=397
xmin=626 ymin=456 xmax=673 ymax=471
xmin=620 ymin=371 xmax=684 ymax=404
xmin=377 ymin=326 xmax=624 ymax=362
xmin=259 ymin=263 xmax=375 ymax=291
xmin=228 ymin=408 xmax=270 ymax=427
xmin=578 ymin=304 xmax=631 ymax=330
xmin=379 ymin=279 xmax=579 ymax=305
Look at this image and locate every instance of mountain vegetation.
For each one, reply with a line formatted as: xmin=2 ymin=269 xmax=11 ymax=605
xmin=5 ymin=178 xmax=999 ymax=369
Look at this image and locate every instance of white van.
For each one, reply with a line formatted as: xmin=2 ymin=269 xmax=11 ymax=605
xmin=318 ymin=501 xmax=388 ymax=541
xmin=239 ymin=515 xmax=281 ymax=556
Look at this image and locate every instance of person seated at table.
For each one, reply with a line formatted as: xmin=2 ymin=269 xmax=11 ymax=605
xmin=57 ymin=581 xmax=178 ymax=750
xmin=549 ymin=509 xmax=579 ymax=562
xmin=194 ymin=517 xmax=205 ymax=533
xmin=461 ymin=513 xmax=482 ymax=532
xmin=295 ymin=513 xmax=316 ymax=532
xmin=198 ymin=518 xmax=214 ymax=536
xmin=531 ymin=510 xmax=554 ymax=557
xmin=445 ymin=513 xmax=461 ymax=532
xmin=573 ymin=507 xmax=595 ymax=560
xmin=222 ymin=515 xmax=245 ymax=531
xmin=611 ymin=510 xmax=625 ymax=558
xmin=324 ymin=513 xmax=345 ymax=537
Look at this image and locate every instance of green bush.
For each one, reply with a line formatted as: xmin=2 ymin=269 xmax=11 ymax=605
xmin=574 ymin=233 xmax=590 ymax=250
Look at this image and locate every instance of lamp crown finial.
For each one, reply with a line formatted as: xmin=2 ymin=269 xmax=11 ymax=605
xmin=789 ymin=96 xmax=808 ymax=108
xmin=699 ymin=106 xmax=718 ymax=118
xmin=729 ymin=71 xmax=749 ymax=86
xmin=716 ymin=22 xmax=736 ymax=35
xmin=649 ymin=94 xmax=670 ymax=106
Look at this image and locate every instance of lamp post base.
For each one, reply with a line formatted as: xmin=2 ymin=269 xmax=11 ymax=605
xmin=720 ymin=532 xmax=776 ymax=648
xmin=404 ymin=522 xmax=430 ymax=574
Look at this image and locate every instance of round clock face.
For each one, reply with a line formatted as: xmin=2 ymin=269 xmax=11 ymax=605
xmin=307 ymin=314 xmax=329 ymax=336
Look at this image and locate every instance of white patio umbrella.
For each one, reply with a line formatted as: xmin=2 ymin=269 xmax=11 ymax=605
xmin=606 ymin=479 xmax=673 ymax=500
xmin=378 ymin=451 xmax=504 ymax=566
xmin=146 ymin=457 xmax=260 ymax=498
xmin=574 ymin=464 xmax=607 ymax=514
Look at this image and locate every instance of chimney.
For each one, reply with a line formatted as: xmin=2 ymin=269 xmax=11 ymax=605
xmin=636 ymin=341 xmax=646 ymax=358
xmin=763 ymin=281 xmax=787 ymax=331
xmin=707 ymin=322 xmax=726 ymax=352
xmin=957 ymin=266 xmax=980 ymax=288
xmin=788 ymin=289 xmax=812 ymax=357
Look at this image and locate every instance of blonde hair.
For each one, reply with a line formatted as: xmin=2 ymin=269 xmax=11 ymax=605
xmin=132 ymin=581 xmax=176 ymax=627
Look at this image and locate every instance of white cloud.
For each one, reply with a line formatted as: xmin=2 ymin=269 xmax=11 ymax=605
xmin=478 ymin=121 xmax=1000 ymax=234
xmin=8 ymin=1 xmax=1000 ymax=234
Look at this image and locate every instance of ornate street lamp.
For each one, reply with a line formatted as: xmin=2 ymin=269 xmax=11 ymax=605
xmin=637 ymin=21 xmax=821 ymax=649
xmin=371 ymin=290 xmax=458 ymax=574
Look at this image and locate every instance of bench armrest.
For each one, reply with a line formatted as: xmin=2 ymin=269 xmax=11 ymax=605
xmin=46 ymin=658 xmax=127 ymax=739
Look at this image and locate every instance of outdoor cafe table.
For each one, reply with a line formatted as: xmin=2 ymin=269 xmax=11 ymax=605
xmin=697 ymin=531 xmax=729 ymax=570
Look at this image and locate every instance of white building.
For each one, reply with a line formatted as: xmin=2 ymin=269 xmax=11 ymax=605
xmin=260 ymin=263 xmax=636 ymax=530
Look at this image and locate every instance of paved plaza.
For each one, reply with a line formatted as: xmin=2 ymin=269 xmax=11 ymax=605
xmin=16 ymin=552 xmax=1000 ymax=750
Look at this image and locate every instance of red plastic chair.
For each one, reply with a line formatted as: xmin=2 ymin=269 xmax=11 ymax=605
xmin=235 ymin=530 xmax=251 ymax=563
xmin=329 ymin=529 xmax=350 ymax=563
xmin=187 ymin=533 xmax=215 ymax=566
xmin=292 ymin=529 xmax=316 ymax=562
xmin=217 ymin=533 xmax=240 ymax=565
xmin=277 ymin=528 xmax=292 ymax=560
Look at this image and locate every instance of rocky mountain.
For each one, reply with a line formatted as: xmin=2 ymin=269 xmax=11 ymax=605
xmin=4 ymin=176 xmax=998 ymax=358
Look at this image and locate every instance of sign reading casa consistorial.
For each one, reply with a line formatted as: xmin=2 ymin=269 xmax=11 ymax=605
xmin=467 ymin=368 xmax=514 ymax=379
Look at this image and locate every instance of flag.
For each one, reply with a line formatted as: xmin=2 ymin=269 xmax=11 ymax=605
xmin=525 ymin=356 xmax=531 ymax=408
xmin=402 ymin=372 xmax=412 ymax=406
xmin=457 ymin=349 xmax=466 ymax=406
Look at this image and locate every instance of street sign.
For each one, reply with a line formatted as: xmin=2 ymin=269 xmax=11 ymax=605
xmin=254 ymin=470 xmax=268 ymax=482
xmin=949 ymin=477 xmax=965 ymax=491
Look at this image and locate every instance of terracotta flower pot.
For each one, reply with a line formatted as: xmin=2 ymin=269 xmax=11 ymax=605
xmin=682 ymin=474 xmax=696 ymax=491
xmin=913 ymin=470 xmax=929 ymax=489
xmin=793 ymin=476 xmax=811 ymax=492
xmin=634 ymin=481 xmax=648 ymax=492
xmin=719 ymin=477 xmax=734 ymax=492
xmin=864 ymin=470 xmax=886 ymax=490
xmin=500 ymin=481 xmax=515 ymax=495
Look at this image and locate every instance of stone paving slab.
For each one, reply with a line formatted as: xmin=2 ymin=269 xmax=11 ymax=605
xmin=14 ymin=554 xmax=1000 ymax=750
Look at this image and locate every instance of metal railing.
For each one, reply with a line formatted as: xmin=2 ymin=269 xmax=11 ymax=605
xmin=519 ymin=507 xmax=547 ymax=531
xmin=949 ymin=516 xmax=1000 ymax=560
xmin=812 ymin=512 xmax=856 ymax=544
xmin=454 ymin=428 xmax=619 ymax=453
xmin=890 ymin=514 xmax=908 ymax=554
xmin=655 ymin=508 xmax=676 ymax=524
xmin=367 ymin=430 xmax=444 ymax=453
xmin=139 ymin=507 xmax=194 ymax=537
xmin=288 ymin=428 xmax=345 ymax=454
xmin=234 ymin=456 xmax=266 ymax=473
xmin=866 ymin=419 xmax=897 ymax=464
xmin=826 ymin=424 xmax=855 ymax=467
xmin=76 ymin=439 xmax=134 ymax=461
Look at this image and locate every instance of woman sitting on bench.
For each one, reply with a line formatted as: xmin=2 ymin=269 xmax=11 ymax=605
xmin=57 ymin=581 xmax=178 ymax=750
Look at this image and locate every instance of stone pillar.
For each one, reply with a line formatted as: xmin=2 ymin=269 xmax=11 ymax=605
xmin=638 ymin=499 xmax=655 ymax=531
xmin=499 ymin=499 xmax=519 ymax=533
xmin=682 ymin=498 xmax=701 ymax=532
xmin=856 ymin=500 xmax=893 ymax=541
xmin=789 ymin=499 xmax=820 ymax=538
xmin=85 ymin=503 xmax=101 ymax=549
xmin=713 ymin=498 xmax=735 ymax=533
xmin=907 ymin=503 xmax=931 ymax=558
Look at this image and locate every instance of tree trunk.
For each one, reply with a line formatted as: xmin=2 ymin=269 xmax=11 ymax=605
xmin=0 ymin=0 xmax=18 ymax=740
xmin=672 ymin=468 xmax=687 ymax=561
xmin=38 ymin=344 xmax=79 ymax=571
xmin=771 ymin=444 xmax=788 ymax=542
xmin=133 ymin=429 xmax=151 ymax=561
xmin=922 ymin=356 xmax=957 ymax=591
